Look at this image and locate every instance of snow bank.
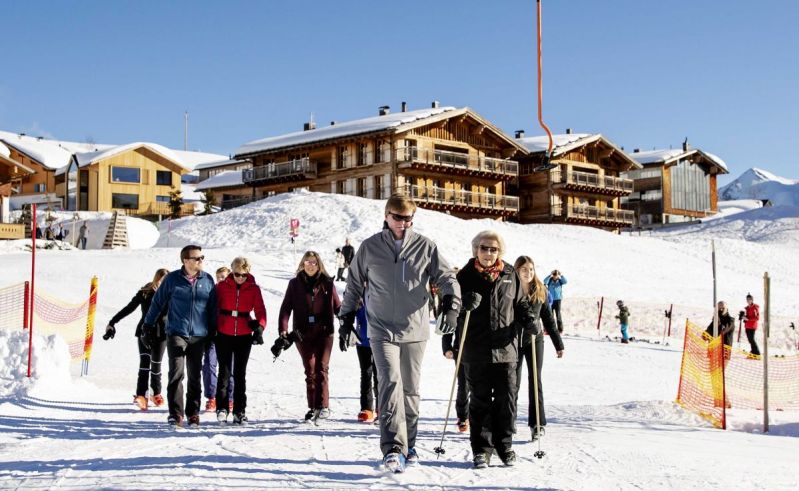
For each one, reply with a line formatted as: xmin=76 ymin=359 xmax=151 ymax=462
xmin=0 ymin=330 xmax=72 ymax=398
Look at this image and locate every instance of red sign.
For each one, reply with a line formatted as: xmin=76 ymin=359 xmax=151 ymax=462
xmin=290 ymin=218 xmax=300 ymax=237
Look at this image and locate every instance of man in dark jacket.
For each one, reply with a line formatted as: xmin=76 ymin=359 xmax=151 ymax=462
xmin=144 ymin=244 xmax=217 ymax=427
xmin=341 ymin=238 xmax=355 ymax=268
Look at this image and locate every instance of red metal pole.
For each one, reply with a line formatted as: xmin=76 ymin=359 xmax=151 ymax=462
xmin=666 ymin=304 xmax=673 ymax=337
xmin=596 ymin=296 xmax=604 ymax=335
xmin=27 ymin=204 xmax=36 ymax=378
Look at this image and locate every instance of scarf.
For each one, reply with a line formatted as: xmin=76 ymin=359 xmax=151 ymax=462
xmin=474 ymin=258 xmax=504 ymax=283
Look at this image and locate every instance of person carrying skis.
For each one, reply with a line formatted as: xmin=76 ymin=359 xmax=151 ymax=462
xmin=543 ymin=269 xmax=567 ymax=333
xmin=615 ymin=300 xmax=631 ymax=343
xmin=214 ymin=257 xmax=266 ymax=424
xmin=104 ymin=268 xmax=170 ymax=411
xmin=338 ymin=193 xmax=460 ymax=472
xmin=742 ymin=293 xmax=760 ymax=356
xmin=513 ymin=255 xmax=564 ymax=442
xmin=142 ymin=245 xmax=217 ymax=428
xmin=454 ymin=231 xmax=531 ymax=469
xmin=279 ymin=251 xmax=341 ymax=423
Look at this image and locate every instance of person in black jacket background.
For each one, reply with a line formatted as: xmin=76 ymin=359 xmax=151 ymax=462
xmin=104 ymin=268 xmax=169 ymax=411
xmin=513 ymin=256 xmax=564 ymax=442
xmin=456 ymin=230 xmax=528 ymax=469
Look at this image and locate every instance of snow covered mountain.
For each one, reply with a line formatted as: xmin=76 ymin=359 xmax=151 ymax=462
xmin=719 ymin=167 xmax=799 ymax=206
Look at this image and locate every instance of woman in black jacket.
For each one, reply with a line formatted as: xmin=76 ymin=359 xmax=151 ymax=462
xmin=513 ymin=256 xmax=564 ymax=442
xmin=104 ymin=268 xmax=169 ymax=411
xmin=456 ymin=230 xmax=528 ymax=469
xmin=706 ymin=301 xmax=736 ymax=349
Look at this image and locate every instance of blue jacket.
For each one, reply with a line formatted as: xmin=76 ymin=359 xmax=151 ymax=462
xmin=543 ymin=274 xmax=567 ymax=301
xmin=144 ymin=268 xmax=217 ymax=338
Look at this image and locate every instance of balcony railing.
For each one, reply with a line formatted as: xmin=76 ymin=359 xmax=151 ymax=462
xmin=124 ymin=202 xmax=195 ymax=217
xmin=399 ymin=183 xmax=519 ymax=213
xmin=553 ymin=203 xmax=634 ymax=224
xmin=243 ymin=158 xmax=317 ymax=184
xmin=552 ymin=169 xmax=634 ymax=193
xmin=396 ymin=148 xmax=518 ymax=176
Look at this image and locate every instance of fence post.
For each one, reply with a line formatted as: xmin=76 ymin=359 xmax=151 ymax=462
xmin=596 ymin=296 xmax=604 ymax=337
xmin=81 ymin=276 xmax=99 ymax=376
xmin=763 ymin=272 xmax=770 ymax=433
xmin=27 ymin=204 xmax=37 ymax=378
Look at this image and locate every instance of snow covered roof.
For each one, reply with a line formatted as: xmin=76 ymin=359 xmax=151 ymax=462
xmin=72 ymin=142 xmax=191 ymax=171
xmin=171 ymin=149 xmax=230 ymax=171
xmin=0 ymin=142 xmax=9 ymax=159
xmin=0 ymin=130 xmax=111 ymax=169
xmin=630 ymin=148 xmax=728 ymax=172
xmin=518 ymin=133 xmax=642 ymax=169
xmin=194 ymin=170 xmax=244 ymax=190
xmin=195 ymin=158 xmax=247 ymax=171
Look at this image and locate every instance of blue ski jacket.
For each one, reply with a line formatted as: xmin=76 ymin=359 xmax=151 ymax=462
xmin=543 ymin=274 xmax=567 ymax=301
xmin=144 ymin=268 xmax=217 ymax=338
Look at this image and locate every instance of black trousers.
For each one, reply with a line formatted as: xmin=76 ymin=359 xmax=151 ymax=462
xmin=166 ymin=335 xmax=206 ymax=419
xmin=454 ymin=358 xmax=470 ymax=421
xmin=215 ymin=334 xmax=253 ymax=415
xmin=356 ymin=345 xmax=378 ymax=412
xmin=135 ymin=335 xmax=166 ymax=397
xmin=551 ymin=300 xmax=564 ymax=332
xmin=745 ymin=329 xmax=760 ymax=355
xmin=336 ymin=268 xmax=346 ymax=281
xmin=515 ymin=334 xmax=546 ymax=426
xmin=464 ymin=361 xmax=517 ymax=455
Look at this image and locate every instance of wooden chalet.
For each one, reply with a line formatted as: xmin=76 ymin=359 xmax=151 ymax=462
xmin=196 ymin=158 xmax=251 ymax=183
xmin=232 ymin=103 xmax=528 ymax=219
xmin=514 ymin=132 xmax=641 ymax=230
xmin=622 ymin=142 xmax=728 ymax=226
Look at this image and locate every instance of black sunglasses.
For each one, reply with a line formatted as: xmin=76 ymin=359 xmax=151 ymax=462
xmin=479 ymin=245 xmax=499 ymax=254
xmin=388 ymin=212 xmax=414 ymax=223
xmin=232 ymin=272 xmax=247 ymax=278
xmin=185 ymin=255 xmax=205 ymax=262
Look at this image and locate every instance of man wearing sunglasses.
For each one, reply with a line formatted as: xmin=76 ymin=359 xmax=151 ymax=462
xmin=143 ymin=244 xmax=218 ymax=428
xmin=339 ymin=193 xmax=461 ymax=472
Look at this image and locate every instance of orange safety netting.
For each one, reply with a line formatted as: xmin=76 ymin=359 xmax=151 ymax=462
xmin=0 ymin=282 xmax=26 ymax=329
xmin=677 ymin=320 xmax=799 ymax=429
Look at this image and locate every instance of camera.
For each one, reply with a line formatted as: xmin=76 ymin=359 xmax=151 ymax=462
xmin=738 ymin=310 xmax=745 ymax=321
xmin=270 ymin=330 xmax=303 ymax=358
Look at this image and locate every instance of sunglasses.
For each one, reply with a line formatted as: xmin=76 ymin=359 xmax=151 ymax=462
xmin=232 ymin=272 xmax=248 ymax=278
xmin=185 ymin=255 xmax=205 ymax=262
xmin=388 ymin=212 xmax=414 ymax=223
xmin=479 ymin=245 xmax=499 ymax=254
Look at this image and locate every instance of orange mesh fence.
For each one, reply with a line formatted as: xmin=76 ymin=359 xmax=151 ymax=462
xmin=0 ymin=282 xmax=26 ymax=329
xmin=677 ymin=320 xmax=799 ymax=429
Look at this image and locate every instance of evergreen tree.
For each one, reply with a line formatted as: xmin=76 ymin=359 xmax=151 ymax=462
xmin=168 ymin=188 xmax=183 ymax=218
xmin=200 ymin=189 xmax=215 ymax=215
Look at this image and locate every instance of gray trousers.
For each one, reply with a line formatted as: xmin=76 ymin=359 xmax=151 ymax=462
xmin=371 ymin=339 xmax=426 ymax=455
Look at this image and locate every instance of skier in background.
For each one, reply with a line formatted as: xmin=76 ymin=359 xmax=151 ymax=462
xmin=341 ymin=238 xmax=355 ymax=270
xmin=615 ymin=300 xmax=631 ymax=343
xmin=334 ymin=248 xmax=346 ymax=281
xmin=543 ymin=269 xmax=567 ymax=333
xmin=706 ymin=301 xmax=735 ymax=349
xmin=741 ymin=293 xmax=760 ymax=356
xmin=78 ymin=221 xmax=88 ymax=249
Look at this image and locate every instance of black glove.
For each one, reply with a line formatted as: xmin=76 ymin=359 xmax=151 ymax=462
xmin=518 ymin=300 xmax=541 ymax=336
xmin=338 ymin=312 xmax=356 ymax=352
xmin=462 ymin=292 xmax=482 ymax=312
xmin=141 ymin=323 xmax=156 ymax=350
xmin=102 ymin=324 xmax=116 ymax=340
xmin=252 ymin=325 xmax=264 ymax=345
xmin=438 ymin=295 xmax=461 ymax=335
xmin=270 ymin=333 xmax=290 ymax=358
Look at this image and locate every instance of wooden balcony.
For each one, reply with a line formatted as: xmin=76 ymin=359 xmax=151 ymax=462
xmin=399 ymin=183 xmax=519 ymax=217
xmin=397 ymin=148 xmax=518 ymax=180
xmin=243 ymin=158 xmax=317 ymax=185
xmin=124 ymin=202 xmax=195 ymax=217
xmin=552 ymin=169 xmax=633 ymax=196
xmin=553 ymin=203 xmax=634 ymax=227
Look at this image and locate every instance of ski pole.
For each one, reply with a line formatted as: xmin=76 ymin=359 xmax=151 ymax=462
xmin=531 ymin=330 xmax=545 ymax=459
xmin=434 ymin=292 xmax=482 ymax=458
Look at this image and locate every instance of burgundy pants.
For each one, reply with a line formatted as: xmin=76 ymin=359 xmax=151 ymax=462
xmin=296 ymin=333 xmax=334 ymax=409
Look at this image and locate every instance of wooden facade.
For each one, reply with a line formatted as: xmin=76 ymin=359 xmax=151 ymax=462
xmin=233 ymin=107 xmax=527 ymax=219
xmin=622 ymin=146 xmax=728 ymax=226
xmin=196 ymin=158 xmax=251 ymax=182
xmin=515 ymin=134 xmax=640 ymax=230
xmin=0 ymin=144 xmax=58 ymax=200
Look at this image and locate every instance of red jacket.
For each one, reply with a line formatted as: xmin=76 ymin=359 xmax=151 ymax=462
xmin=744 ymin=303 xmax=759 ymax=330
xmin=279 ymin=272 xmax=341 ymax=336
xmin=216 ymin=274 xmax=267 ymax=336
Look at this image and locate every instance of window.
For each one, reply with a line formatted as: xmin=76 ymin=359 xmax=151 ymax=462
xmin=112 ymin=193 xmax=139 ymax=209
xmin=156 ymin=170 xmax=172 ymax=186
xmin=357 ymin=143 xmax=368 ymax=166
xmin=34 ymin=183 xmax=47 ymax=192
xmin=156 ymin=195 xmax=170 ymax=203
xmin=337 ymin=146 xmax=348 ymax=169
xmin=112 ymin=167 xmax=140 ymax=183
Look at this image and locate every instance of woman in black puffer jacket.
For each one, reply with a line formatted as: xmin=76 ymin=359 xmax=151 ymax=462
xmin=513 ymin=255 xmax=564 ymax=442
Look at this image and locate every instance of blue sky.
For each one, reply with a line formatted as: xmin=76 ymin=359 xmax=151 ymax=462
xmin=2 ymin=0 xmax=797 ymax=183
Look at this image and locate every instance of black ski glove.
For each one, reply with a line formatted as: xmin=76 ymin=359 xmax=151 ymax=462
xmin=252 ymin=325 xmax=264 ymax=345
xmin=102 ymin=324 xmax=116 ymax=341
xmin=270 ymin=332 xmax=290 ymax=358
xmin=338 ymin=312 xmax=356 ymax=352
xmin=141 ymin=323 xmax=156 ymax=350
xmin=438 ymin=295 xmax=462 ymax=335
xmin=518 ymin=300 xmax=541 ymax=336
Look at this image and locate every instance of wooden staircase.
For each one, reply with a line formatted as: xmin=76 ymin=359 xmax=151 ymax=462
xmin=102 ymin=211 xmax=129 ymax=249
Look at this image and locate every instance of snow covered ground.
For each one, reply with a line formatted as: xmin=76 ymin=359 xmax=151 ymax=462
xmin=1 ymin=191 xmax=798 ymax=490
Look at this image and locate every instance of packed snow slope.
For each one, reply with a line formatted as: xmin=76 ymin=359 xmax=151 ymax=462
xmin=719 ymin=167 xmax=799 ymax=206
xmin=1 ymin=191 xmax=798 ymax=490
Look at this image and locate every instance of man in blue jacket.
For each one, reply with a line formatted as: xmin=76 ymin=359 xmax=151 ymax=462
xmin=144 ymin=244 xmax=217 ymax=427
xmin=543 ymin=269 xmax=567 ymax=334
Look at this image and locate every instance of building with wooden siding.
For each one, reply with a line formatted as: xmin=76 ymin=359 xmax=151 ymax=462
xmin=514 ymin=132 xmax=641 ymax=229
xmin=622 ymin=142 xmax=728 ymax=226
xmin=232 ymin=104 xmax=528 ymax=219
xmin=196 ymin=158 xmax=251 ymax=182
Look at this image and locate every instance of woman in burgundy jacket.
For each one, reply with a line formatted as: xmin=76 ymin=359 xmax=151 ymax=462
xmin=215 ymin=256 xmax=267 ymax=424
xmin=279 ymin=250 xmax=341 ymax=422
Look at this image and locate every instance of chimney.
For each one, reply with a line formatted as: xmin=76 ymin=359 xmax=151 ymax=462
xmin=303 ymin=121 xmax=316 ymax=131
xmin=379 ymin=105 xmax=390 ymax=116
xmin=330 ymin=121 xmax=336 ymax=126
xmin=682 ymin=137 xmax=690 ymax=151
xmin=401 ymin=101 xmax=407 ymax=112
xmin=431 ymin=100 xmax=440 ymax=108
xmin=633 ymin=148 xmax=640 ymax=153
xmin=515 ymin=130 xmax=525 ymax=139
xmin=566 ymin=128 xmax=572 ymax=134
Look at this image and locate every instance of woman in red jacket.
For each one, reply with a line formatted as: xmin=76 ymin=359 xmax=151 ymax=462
xmin=279 ymin=251 xmax=341 ymax=422
xmin=743 ymin=293 xmax=760 ymax=356
xmin=215 ymin=256 xmax=267 ymax=424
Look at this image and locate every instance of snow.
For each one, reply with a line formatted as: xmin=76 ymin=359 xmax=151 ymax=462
xmin=74 ymin=142 xmax=191 ymax=171
xmin=195 ymin=170 xmax=244 ymax=190
xmin=1 ymin=190 xmax=798 ymax=489
xmin=0 ymin=141 xmax=10 ymax=158
xmin=236 ymin=107 xmax=458 ymax=156
xmin=719 ymin=167 xmax=799 ymax=206
xmin=630 ymin=148 xmax=729 ymax=172
xmin=517 ymin=133 xmax=594 ymax=154
xmin=0 ymin=130 xmax=108 ymax=169
xmin=194 ymin=158 xmax=246 ymax=171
